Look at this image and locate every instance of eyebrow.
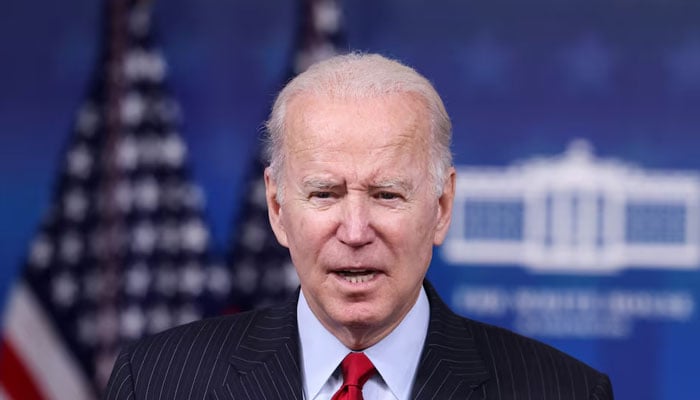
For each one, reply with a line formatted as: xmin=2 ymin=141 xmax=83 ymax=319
xmin=300 ymin=177 xmax=416 ymax=193
xmin=301 ymin=178 xmax=341 ymax=190
xmin=370 ymin=178 xmax=414 ymax=193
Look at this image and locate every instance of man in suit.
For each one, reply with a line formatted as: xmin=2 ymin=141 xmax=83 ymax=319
xmin=103 ymin=53 xmax=614 ymax=399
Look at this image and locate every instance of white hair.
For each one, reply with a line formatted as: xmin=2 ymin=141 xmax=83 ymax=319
xmin=265 ymin=52 xmax=453 ymax=197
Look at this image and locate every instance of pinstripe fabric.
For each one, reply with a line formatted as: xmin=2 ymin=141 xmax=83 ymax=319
xmin=103 ymin=282 xmax=613 ymax=400
xmin=412 ymin=282 xmax=614 ymax=400
xmin=102 ymin=297 xmax=303 ymax=400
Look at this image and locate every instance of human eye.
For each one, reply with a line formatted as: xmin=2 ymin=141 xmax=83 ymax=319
xmin=374 ymin=191 xmax=403 ymax=201
xmin=310 ymin=191 xmax=334 ymax=199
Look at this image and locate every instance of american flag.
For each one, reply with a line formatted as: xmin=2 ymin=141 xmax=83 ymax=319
xmin=0 ymin=0 xmax=230 ymax=398
xmin=225 ymin=0 xmax=347 ymax=312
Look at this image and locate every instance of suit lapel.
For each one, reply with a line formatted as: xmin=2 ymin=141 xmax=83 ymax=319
xmin=208 ymin=283 xmax=490 ymax=399
xmin=411 ymin=282 xmax=491 ymax=400
xmin=212 ymin=294 xmax=304 ymax=400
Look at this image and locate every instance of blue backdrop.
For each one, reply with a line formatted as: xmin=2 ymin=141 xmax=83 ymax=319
xmin=1 ymin=1 xmax=699 ymax=399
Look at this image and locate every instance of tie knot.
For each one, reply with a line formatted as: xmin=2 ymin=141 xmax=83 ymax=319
xmin=341 ymin=352 xmax=376 ymax=388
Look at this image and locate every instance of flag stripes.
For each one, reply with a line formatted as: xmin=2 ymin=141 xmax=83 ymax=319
xmin=0 ymin=0 xmax=229 ymax=397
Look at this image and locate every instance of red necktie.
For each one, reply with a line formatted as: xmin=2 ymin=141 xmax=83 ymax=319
xmin=331 ymin=352 xmax=377 ymax=400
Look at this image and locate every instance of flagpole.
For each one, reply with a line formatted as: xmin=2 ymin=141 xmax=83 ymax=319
xmin=95 ymin=0 xmax=128 ymax=388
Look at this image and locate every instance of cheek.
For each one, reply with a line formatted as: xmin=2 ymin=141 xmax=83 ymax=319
xmin=397 ymin=208 xmax=439 ymax=253
xmin=398 ymin=203 xmax=438 ymax=230
xmin=284 ymin=210 xmax=332 ymax=257
xmin=297 ymin=211 xmax=330 ymax=237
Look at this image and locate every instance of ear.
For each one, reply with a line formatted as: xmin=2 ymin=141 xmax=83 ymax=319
xmin=433 ymin=167 xmax=456 ymax=246
xmin=264 ymin=167 xmax=289 ymax=248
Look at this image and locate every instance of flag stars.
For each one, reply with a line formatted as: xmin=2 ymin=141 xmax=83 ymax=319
xmin=206 ymin=264 xmax=231 ymax=297
xmin=52 ymin=272 xmax=79 ymax=308
xmin=123 ymin=49 xmax=166 ymax=82
xmin=134 ymin=177 xmax=160 ymax=211
xmin=180 ymin=263 xmax=206 ymax=296
xmin=67 ymin=145 xmax=93 ymax=179
xmin=313 ymin=0 xmax=341 ymax=34
xmin=120 ymin=305 xmax=146 ymax=339
xmin=116 ymin=136 xmax=139 ymax=171
xmin=181 ymin=219 xmax=209 ymax=252
xmin=29 ymin=235 xmax=53 ymax=269
xmin=124 ymin=262 xmax=151 ymax=297
xmin=161 ymin=134 xmax=187 ymax=167
xmin=120 ymin=92 xmax=146 ymax=125
xmin=117 ymin=135 xmax=187 ymax=171
xmin=17 ymin=0 xmax=221 ymax=386
xmin=132 ymin=221 xmax=157 ymax=255
xmin=60 ymin=231 xmax=84 ymax=264
xmin=63 ymin=188 xmax=89 ymax=222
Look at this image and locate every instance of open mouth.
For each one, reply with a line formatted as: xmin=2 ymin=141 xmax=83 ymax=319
xmin=335 ymin=270 xmax=377 ymax=284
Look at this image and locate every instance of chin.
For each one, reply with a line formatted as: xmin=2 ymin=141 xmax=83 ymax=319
xmin=332 ymin=308 xmax=386 ymax=329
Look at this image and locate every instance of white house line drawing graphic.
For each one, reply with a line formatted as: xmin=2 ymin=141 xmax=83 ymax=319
xmin=442 ymin=140 xmax=700 ymax=273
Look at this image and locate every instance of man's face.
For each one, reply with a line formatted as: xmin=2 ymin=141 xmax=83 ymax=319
xmin=265 ymin=92 xmax=455 ymax=349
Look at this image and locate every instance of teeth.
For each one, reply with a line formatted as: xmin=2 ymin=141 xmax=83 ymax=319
xmin=340 ymin=271 xmax=376 ymax=284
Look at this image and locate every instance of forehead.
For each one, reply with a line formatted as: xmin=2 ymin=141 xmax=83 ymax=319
xmin=283 ymin=92 xmax=431 ymax=156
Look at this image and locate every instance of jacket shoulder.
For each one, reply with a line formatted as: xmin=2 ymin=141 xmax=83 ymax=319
xmin=463 ymin=316 xmax=613 ymax=399
xmin=105 ymin=308 xmax=270 ymax=400
xmin=125 ymin=310 xmax=256 ymax=355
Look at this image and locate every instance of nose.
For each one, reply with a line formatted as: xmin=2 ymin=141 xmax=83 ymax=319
xmin=336 ymin=195 xmax=375 ymax=247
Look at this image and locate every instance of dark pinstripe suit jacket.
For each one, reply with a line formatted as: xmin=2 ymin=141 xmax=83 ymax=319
xmin=103 ymin=282 xmax=613 ymax=399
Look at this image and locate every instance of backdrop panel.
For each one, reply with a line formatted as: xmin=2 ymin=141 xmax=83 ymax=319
xmin=1 ymin=1 xmax=698 ymax=399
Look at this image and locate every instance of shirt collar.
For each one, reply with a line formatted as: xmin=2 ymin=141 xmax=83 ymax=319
xmin=297 ymin=287 xmax=430 ymax=400
xmin=297 ymin=291 xmax=349 ymax=399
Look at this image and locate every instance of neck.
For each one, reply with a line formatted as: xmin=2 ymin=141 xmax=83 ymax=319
xmin=307 ymin=289 xmax=422 ymax=351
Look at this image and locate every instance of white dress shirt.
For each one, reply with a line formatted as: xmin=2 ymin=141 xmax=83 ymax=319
xmin=297 ymin=287 xmax=429 ymax=400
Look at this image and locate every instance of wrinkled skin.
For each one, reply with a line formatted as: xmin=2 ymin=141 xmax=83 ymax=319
xmin=265 ymin=92 xmax=455 ymax=350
